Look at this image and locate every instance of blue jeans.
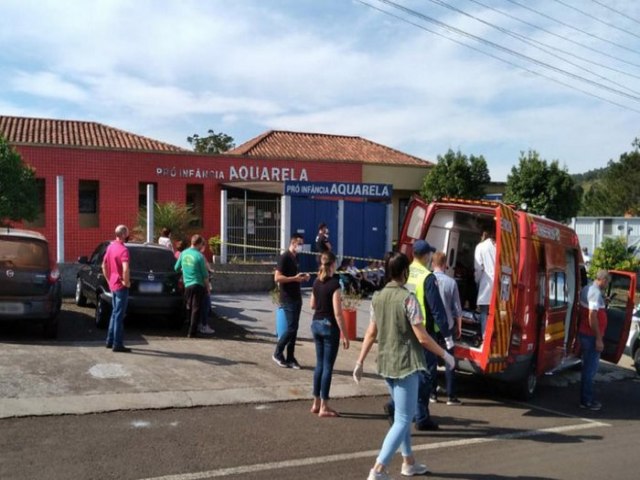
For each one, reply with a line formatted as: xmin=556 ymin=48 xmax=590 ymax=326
xmin=478 ymin=305 xmax=489 ymax=336
xmin=416 ymin=349 xmax=436 ymax=424
xmin=107 ymin=288 xmax=129 ymax=348
xmin=579 ymin=333 xmax=601 ymax=405
xmin=311 ymin=320 xmax=340 ymax=399
xmin=377 ymin=372 xmax=420 ymax=466
xmin=275 ymin=299 xmax=302 ymax=361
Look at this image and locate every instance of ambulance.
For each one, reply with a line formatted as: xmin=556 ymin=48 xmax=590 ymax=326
xmin=399 ymin=196 xmax=637 ymax=398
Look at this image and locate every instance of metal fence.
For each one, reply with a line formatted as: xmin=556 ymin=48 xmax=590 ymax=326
xmin=226 ymin=198 xmax=281 ymax=262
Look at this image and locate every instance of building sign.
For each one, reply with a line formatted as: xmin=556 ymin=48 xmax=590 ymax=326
xmin=284 ymin=181 xmax=392 ymax=200
xmin=155 ymin=165 xmax=308 ymax=182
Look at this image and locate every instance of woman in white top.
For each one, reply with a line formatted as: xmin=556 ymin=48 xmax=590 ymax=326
xmin=158 ymin=227 xmax=174 ymax=252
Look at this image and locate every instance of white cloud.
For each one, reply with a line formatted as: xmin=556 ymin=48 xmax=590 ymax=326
xmin=0 ymin=0 xmax=639 ymax=181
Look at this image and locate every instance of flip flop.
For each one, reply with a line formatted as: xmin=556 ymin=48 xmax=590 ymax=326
xmin=318 ymin=410 xmax=339 ymax=418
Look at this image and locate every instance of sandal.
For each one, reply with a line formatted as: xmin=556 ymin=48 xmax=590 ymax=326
xmin=318 ymin=409 xmax=339 ymax=418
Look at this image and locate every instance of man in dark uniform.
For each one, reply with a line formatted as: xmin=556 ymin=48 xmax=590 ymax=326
xmin=315 ymin=223 xmax=331 ymax=265
xmin=273 ymin=234 xmax=311 ymax=369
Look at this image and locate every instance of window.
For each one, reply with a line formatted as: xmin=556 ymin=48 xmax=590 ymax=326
xmin=79 ymin=180 xmax=99 ymax=228
xmin=138 ymin=182 xmax=158 ymax=210
xmin=24 ymin=178 xmax=46 ymax=227
xmin=548 ymin=271 xmax=568 ymax=309
xmin=602 ymin=219 xmax=612 ymax=235
xmin=186 ymin=184 xmax=204 ymax=227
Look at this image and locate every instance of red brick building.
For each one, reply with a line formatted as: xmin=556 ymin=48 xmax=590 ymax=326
xmin=1 ymin=115 xmax=431 ymax=263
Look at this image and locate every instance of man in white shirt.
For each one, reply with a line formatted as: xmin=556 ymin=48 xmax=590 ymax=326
xmin=474 ymin=225 xmax=496 ymax=337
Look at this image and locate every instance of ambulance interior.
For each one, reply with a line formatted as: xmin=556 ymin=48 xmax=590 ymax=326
xmin=424 ymin=209 xmax=494 ymax=348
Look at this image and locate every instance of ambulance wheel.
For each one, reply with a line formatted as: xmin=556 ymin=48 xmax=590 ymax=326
xmin=512 ymin=363 xmax=537 ymax=400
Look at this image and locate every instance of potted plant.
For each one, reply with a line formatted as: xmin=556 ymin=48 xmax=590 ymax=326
xmin=208 ymin=235 xmax=221 ymax=263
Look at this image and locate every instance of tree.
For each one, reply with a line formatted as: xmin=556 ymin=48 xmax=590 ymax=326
xmin=187 ymin=130 xmax=235 ymax=154
xmin=504 ymin=150 xmax=581 ymax=222
xmin=0 ymin=136 xmax=39 ymax=226
xmin=420 ymin=149 xmax=490 ymax=200
xmin=134 ymin=202 xmax=198 ymax=244
xmin=580 ymin=138 xmax=640 ymax=216
xmin=588 ymin=236 xmax=640 ymax=279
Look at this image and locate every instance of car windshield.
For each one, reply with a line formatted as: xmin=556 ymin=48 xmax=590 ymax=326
xmin=0 ymin=237 xmax=49 ymax=269
xmin=129 ymin=247 xmax=176 ymax=272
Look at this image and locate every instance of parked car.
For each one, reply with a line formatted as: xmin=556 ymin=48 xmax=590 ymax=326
xmin=0 ymin=228 xmax=62 ymax=337
xmin=75 ymin=242 xmax=184 ymax=329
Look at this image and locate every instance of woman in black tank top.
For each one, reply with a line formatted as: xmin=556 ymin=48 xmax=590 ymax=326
xmin=309 ymin=251 xmax=350 ymax=417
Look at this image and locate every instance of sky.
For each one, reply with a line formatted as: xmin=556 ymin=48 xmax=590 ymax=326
xmin=1 ymin=0 xmax=640 ymax=181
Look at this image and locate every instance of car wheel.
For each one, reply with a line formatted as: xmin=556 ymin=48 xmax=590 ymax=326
xmin=634 ymin=346 xmax=640 ymax=376
xmin=75 ymin=278 xmax=87 ymax=307
xmin=95 ymin=297 xmax=111 ymax=329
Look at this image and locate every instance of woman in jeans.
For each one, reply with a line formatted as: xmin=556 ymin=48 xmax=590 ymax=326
xmin=310 ymin=251 xmax=350 ymax=417
xmin=353 ymin=252 xmax=455 ymax=480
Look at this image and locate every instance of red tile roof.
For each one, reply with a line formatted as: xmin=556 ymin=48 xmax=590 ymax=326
xmin=226 ymin=130 xmax=432 ymax=166
xmin=0 ymin=115 xmax=186 ymax=152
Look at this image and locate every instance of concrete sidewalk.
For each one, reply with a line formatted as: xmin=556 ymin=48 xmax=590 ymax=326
xmin=0 ymin=291 xmax=386 ymax=419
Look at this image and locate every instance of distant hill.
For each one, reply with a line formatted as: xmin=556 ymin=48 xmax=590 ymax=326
xmin=571 ymin=166 xmax=608 ymax=184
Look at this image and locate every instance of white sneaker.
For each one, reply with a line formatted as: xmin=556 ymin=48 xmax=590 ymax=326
xmin=367 ymin=469 xmax=392 ymax=480
xmin=401 ymin=463 xmax=430 ymax=476
xmin=199 ymin=325 xmax=215 ymax=334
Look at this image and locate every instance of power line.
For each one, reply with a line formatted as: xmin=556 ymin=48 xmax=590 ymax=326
xmin=355 ymin=0 xmax=640 ymax=114
xmin=426 ymin=0 xmax=640 ymax=97
xmin=551 ymin=0 xmax=640 ymax=40
xmin=466 ymin=0 xmax=640 ymax=71
xmin=368 ymin=0 xmax=640 ymax=104
xmin=588 ymin=0 xmax=640 ymax=26
xmin=503 ymin=0 xmax=640 ymax=57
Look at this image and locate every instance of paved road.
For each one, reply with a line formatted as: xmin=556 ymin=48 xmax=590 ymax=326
xmin=1 ymin=294 xmax=639 ymax=479
xmin=1 ymin=374 xmax=638 ymax=480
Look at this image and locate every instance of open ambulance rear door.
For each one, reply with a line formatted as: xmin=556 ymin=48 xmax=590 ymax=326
xmin=601 ymin=270 xmax=637 ymax=364
xmin=475 ymin=204 xmax=519 ymax=373
xmin=398 ymin=195 xmax=430 ymax=257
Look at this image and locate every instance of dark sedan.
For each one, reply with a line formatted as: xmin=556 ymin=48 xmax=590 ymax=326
xmin=75 ymin=242 xmax=184 ymax=328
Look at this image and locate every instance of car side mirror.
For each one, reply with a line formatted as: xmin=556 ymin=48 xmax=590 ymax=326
xmin=78 ymin=256 xmax=89 ymax=264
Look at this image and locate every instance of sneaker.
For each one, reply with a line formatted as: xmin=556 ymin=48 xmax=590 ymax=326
xmin=112 ymin=346 xmax=132 ymax=353
xmin=580 ymin=400 xmax=602 ymax=411
xmin=367 ymin=468 xmax=392 ymax=480
xmin=287 ymin=358 xmax=301 ymax=370
xmin=401 ymin=463 xmax=431 ymax=476
xmin=447 ymin=397 xmax=462 ymax=406
xmin=272 ymin=354 xmax=289 ymax=368
xmin=415 ymin=418 xmax=439 ymax=431
xmin=383 ymin=403 xmax=394 ymax=426
xmin=199 ymin=324 xmax=215 ymax=335
xmin=429 ymin=394 xmax=438 ymax=404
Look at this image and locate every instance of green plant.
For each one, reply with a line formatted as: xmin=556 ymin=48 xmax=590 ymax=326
xmin=588 ymin=236 xmax=640 ymax=279
xmin=208 ymin=235 xmax=221 ymax=256
xmin=341 ymin=285 xmax=362 ymax=311
xmin=135 ymin=201 xmax=198 ymax=243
